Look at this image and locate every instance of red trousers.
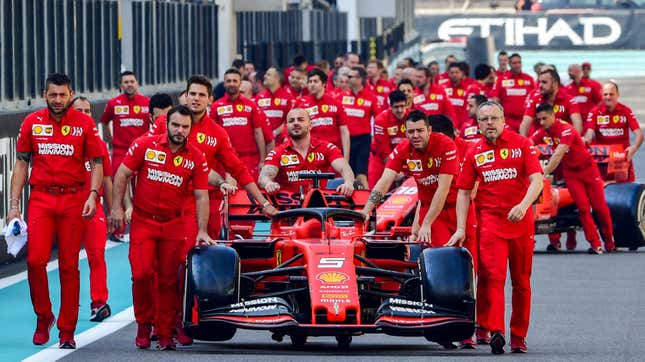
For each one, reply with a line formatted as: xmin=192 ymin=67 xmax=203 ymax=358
xmin=367 ymin=153 xmax=385 ymax=189
xmin=82 ymin=201 xmax=108 ymax=306
xmin=27 ymin=190 xmax=86 ymax=335
xmin=565 ymin=166 xmax=614 ymax=248
xmin=129 ymin=212 xmax=184 ymax=338
xmin=478 ymin=230 xmax=533 ymax=338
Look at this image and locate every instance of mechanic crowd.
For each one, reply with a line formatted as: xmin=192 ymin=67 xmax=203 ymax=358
xmin=7 ymin=50 xmax=642 ymax=353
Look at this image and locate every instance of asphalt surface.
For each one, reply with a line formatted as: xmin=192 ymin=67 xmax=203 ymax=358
xmin=2 ymin=75 xmax=640 ymax=361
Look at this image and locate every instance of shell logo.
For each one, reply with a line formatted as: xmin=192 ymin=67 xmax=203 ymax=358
xmin=476 ymin=154 xmax=485 ymax=165
xmin=33 ymin=125 xmax=43 ymax=134
xmin=317 ymin=272 xmax=349 ymax=283
xmin=145 ymin=150 xmax=156 ymax=160
xmin=281 ymin=155 xmax=290 ymax=164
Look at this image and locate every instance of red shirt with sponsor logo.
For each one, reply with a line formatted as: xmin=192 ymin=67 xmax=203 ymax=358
xmin=443 ymin=80 xmax=472 ymax=129
xmin=367 ymin=78 xmax=395 ymax=110
xmin=295 ymin=93 xmax=347 ymax=150
xmin=436 ymin=72 xmax=450 ymax=86
xmin=255 ymin=87 xmax=294 ymax=132
xmin=264 ymin=138 xmax=344 ymax=193
xmin=123 ymin=134 xmax=209 ymax=216
xmin=100 ymin=93 xmax=151 ymax=154
xmin=459 ymin=118 xmax=485 ymax=143
xmin=412 ymin=84 xmax=457 ymax=124
xmin=466 ymin=81 xmax=495 ymax=100
xmin=18 ymin=107 xmax=103 ymax=187
xmin=586 ymin=103 xmax=640 ymax=148
xmin=283 ymin=84 xmax=308 ymax=98
xmin=530 ymin=120 xmax=592 ymax=170
xmin=493 ymin=72 xmax=535 ymax=122
xmin=457 ymin=130 xmax=542 ymax=238
xmin=339 ymin=88 xmax=379 ymax=136
xmin=85 ymin=139 xmax=112 ymax=196
xmin=210 ymin=94 xmax=267 ymax=156
xmin=385 ymin=133 xmax=459 ymax=203
xmin=563 ymin=78 xmax=602 ymax=119
xmin=372 ymin=108 xmax=409 ymax=161
xmin=524 ymin=88 xmax=581 ymax=125
xmin=148 ymin=114 xmax=254 ymax=189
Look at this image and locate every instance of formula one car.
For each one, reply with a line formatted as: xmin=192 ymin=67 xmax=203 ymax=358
xmin=182 ymin=173 xmax=475 ymax=348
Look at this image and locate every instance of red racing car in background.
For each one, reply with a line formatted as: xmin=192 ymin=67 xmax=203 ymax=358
xmin=182 ymin=173 xmax=475 ymax=349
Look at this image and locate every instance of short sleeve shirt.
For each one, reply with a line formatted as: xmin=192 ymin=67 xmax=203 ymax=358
xmin=295 ymin=93 xmax=347 ymax=150
xmin=210 ymin=94 xmax=266 ymax=156
xmin=586 ymin=103 xmax=639 ymax=148
xmin=339 ymin=88 xmax=379 ymax=136
xmin=530 ymin=120 xmax=593 ymax=170
xmin=99 ymin=93 xmax=151 ymax=153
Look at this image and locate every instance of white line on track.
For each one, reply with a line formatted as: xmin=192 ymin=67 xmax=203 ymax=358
xmin=22 ymin=307 xmax=135 ymax=362
xmin=0 ymin=241 xmax=121 ymax=290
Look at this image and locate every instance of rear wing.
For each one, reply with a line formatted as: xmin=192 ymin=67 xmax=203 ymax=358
xmin=534 ymin=143 xmax=626 ymax=163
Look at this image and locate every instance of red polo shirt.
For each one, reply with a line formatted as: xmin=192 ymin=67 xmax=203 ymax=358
xmin=339 ymin=88 xmax=379 ymax=136
xmin=586 ymin=102 xmax=640 ymax=148
xmin=493 ymin=72 xmax=535 ymax=124
xmin=524 ymin=88 xmax=581 ymax=125
xmin=210 ymin=94 xmax=267 ymax=156
xmin=100 ymin=93 xmax=151 ymax=154
xmin=264 ymin=138 xmax=344 ymax=193
xmin=531 ymin=120 xmax=593 ymax=170
xmin=295 ymin=93 xmax=347 ymax=150
xmin=368 ymin=78 xmax=395 ymax=110
xmin=255 ymin=87 xmax=294 ymax=132
xmin=372 ymin=108 xmax=409 ymax=161
xmin=458 ymin=130 xmax=542 ymax=238
xmin=123 ymin=134 xmax=209 ymax=217
xmin=412 ymin=84 xmax=457 ymax=124
xmin=443 ymin=80 xmax=472 ymax=129
xmin=385 ymin=133 xmax=459 ymax=204
xmin=563 ymin=78 xmax=602 ymax=119
xmin=18 ymin=107 xmax=103 ymax=187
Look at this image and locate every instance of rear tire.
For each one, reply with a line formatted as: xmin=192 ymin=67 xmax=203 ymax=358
xmin=604 ymin=183 xmax=645 ymax=249
xmin=336 ymin=335 xmax=352 ymax=349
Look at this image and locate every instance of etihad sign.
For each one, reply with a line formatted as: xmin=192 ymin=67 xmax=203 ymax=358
xmin=437 ymin=17 xmax=621 ymax=46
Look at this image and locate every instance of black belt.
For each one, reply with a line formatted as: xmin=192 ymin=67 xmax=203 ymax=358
xmin=31 ymin=184 xmax=84 ymax=194
xmin=134 ymin=208 xmax=182 ymax=222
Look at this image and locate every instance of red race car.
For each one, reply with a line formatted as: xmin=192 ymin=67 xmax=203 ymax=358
xmin=182 ymin=173 xmax=475 ymax=348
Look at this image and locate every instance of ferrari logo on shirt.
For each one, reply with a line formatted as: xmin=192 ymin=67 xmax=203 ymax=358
xmin=321 ymin=104 xmax=329 ymax=113
xmin=217 ymin=105 xmax=233 ymax=115
xmin=407 ymin=159 xmax=423 ymax=172
xmin=518 ymin=79 xmax=524 ymax=86
xmin=597 ymin=116 xmax=609 ymax=125
xmin=553 ymin=105 xmax=560 ymax=113
xmin=400 ymin=124 xmax=406 ymax=133
xmin=280 ymin=155 xmax=299 ymax=166
xmin=114 ymin=106 xmax=129 ymax=115
xmin=32 ymin=124 xmax=54 ymax=136
xmin=145 ymin=149 xmax=166 ymax=164
xmin=274 ymin=98 xmax=281 ymax=106
xmin=475 ymin=150 xmax=495 ymax=166
xmin=342 ymin=96 xmax=355 ymax=105
xmin=196 ymin=132 xmax=206 ymax=144
xmin=258 ymin=98 xmax=271 ymax=107
xmin=427 ymin=158 xmax=433 ymax=168
xmin=579 ymin=86 xmax=585 ymax=94
xmin=500 ymin=148 xmax=509 ymax=160
xmin=173 ymin=156 xmax=183 ymax=167
xmin=236 ymin=104 xmax=244 ymax=112
xmin=377 ymin=86 xmax=383 ymax=92
xmin=612 ymin=115 xmax=620 ymax=123
xmin=357 ymin=98 xmax=364 ymax=106
xmin=134 ymin=105 xmax=141 ymax=114
xmin=430 ymin=93 xmax=436 ymax=100
xmin=457 ymin=89 xmax=464 ymax=96
xmin=307 ymin=152 xmax=315 ymax=162
xmin=61 ymin=125 xmax=70 ymax=136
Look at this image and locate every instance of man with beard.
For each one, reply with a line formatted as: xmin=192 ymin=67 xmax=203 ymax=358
xmin=210 ymin=68 xmax=267 ymax=180
xmin=295 ymin=68 xmax=350 ymax=158
xmin=443 ymin=62 xmax=474 ymax=129
xmin=255 ymin=67 xmax=294 ymax=143
xmin=259 ymin=108 xmax=355 ymax=196
xmin=412 ymin=66 xmax=458 ymax=123
xmin=284 ymin=67 xmax=308 ymax=98
xmin=110 ymin=106 xmax=213 ymax=351
xmin=9 ymin=73 xmax=104 ymax=349
xmin=448 ymin=101 xmax=543 ymax=354
xmin=361 ymin=110 xmax=458 ymax=246
xmin=492 ymin=53 xmax=535 ymax=133
xmin=367 ymin=59 xmax=393 ymax=110
xmin=368 ymin=91 xmax=410 ymax=188
xmin=100 ymin=71 xmax=151 ymax=175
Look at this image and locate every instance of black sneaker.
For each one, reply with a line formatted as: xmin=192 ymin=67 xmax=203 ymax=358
xmin=546 ymin=244 xmax=561 ymax=253
xmin=489 ymin=332 xmax=505 ymax=354
xmin=90 ymin=304 xmax=112 ymax=322
xmin=588 ymin=246 xmax=603 ymax=255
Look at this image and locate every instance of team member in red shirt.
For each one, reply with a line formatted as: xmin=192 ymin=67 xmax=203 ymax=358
xmin=100 ymin=71 xmax=151 ymax=175
xmin=259 ymin=108 xmax=355 ymax=195
xmin=340 ymin=66 xmax=380 ymax=188
xmin=531 ymin=104 xmax=615 ymax=254
xmin=412 ymin=67 xmax=457 ymax=123
xmin=520 ymin=69 xmax=583 ymax=136
xmin=496 ymin=51 xmax=510 ymax=78
xmin=71 ymin=97 xmax=113 ymax=323
xmin=581 ymin=62 xmax=603 ymax=89
xmin=448 ymin=101 xmax=543 ymax=354
xmin=492 ymin=53 xmax=535 ymax=132
xmin=367 ymin=59 xmax=394 ymax=110
xmin=256 ymin=67 xmax=294 ymax=143
xmin=467 ymin=64 xmax=496 ymax=99
xmin=443 ymin=62 xmax=473 ymax=130
xmin=584 ymin=82 xmax=643 ymax=182
xmin=210 ymin=68 xmax=267 ymax=180
xmin=398 ymin=79 xmax=416 ymax=108
xmin=368 ymin=91 xmax=410 ymax=188
xmin=565 ymin=64 xmax=602 ymax=120
xmin=435 ymin=54 xmax=457 ymax=86
xmin=295 ymin=68 xmax=350 ymax=158
xmin=460 ymin=94 xmax=487 ymax=143
xmin=284 ymin=67 xmax=308 ymax=98
xmin=9 ymin=73 xmax=104 ymax=349
xmin=110 ymin=106 xmax=213 ymax=351
xmin=362 ymin=110 xmax=459 ymax=246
